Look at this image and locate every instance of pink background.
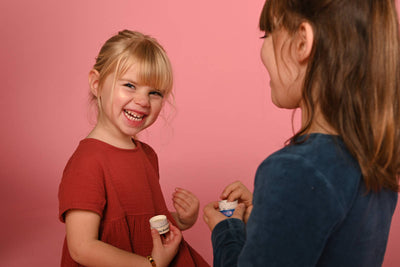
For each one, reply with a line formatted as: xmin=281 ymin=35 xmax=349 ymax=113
xmin=0 ymin=0 xmax=399 ymax=266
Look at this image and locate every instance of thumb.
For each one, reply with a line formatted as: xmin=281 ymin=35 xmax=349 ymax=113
xmin=232 ymin=203 xmax=246 ymax=220
xmin=150 ymin=228 xmax=162 ymax=248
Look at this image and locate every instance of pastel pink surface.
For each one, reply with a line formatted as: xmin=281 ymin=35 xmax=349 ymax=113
xmin=0 ymin=0 xmax=399 ymax=266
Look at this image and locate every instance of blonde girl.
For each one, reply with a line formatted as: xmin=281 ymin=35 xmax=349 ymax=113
xmin=59 ymin=30 xmax=209 ymax=267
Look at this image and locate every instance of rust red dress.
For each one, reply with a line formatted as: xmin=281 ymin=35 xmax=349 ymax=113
xmin=58 ymin=138 xmax=209 ymax=266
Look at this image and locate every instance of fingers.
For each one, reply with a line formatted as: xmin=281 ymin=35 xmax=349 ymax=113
xmin=173 ymin=197 xmax=191 ymax=212
xmin=172 ymin=188 xmax=200 ymax=228
xmin=220 ymin=181 xmax=253 ymax=205
xmin=169 ymin=222 xmax=180 ymax=233
xmin=158 ymin=222 xmax=182 ymax=245
xmin=231 ymin=203 xmax=246 ymax=220
xmin=203 ymin=201 xmax=226 ymax=231
xmin=172 ymin=188 xmax=199 ymax=211
xmin=173 ymin=188 xmax=199 ymax=202
xmin=151 ymin=222 xmax=182 ymax=267
xmin=220 ymin=180 xmax=243 ymax=200
xmin=203 ymin=201 xmax=219 ymax=213
xmin=226 ymin=190 xmax=243 ymax=202
xmin=168 ymin=223 xmax=182 ymax=244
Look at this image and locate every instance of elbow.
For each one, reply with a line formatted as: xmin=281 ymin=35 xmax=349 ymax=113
xmin=67 ymin=240 xmax=91 ymax=264
xmin=68 ymin=243 xmax=83 ymax=263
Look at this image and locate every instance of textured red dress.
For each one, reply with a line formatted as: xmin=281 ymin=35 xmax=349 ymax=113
xmin=58 ymin=138 xmax=209 ymax=267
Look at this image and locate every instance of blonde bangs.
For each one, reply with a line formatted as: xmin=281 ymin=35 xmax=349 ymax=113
xmin=115 ymin=40 xmax=173 ymax=97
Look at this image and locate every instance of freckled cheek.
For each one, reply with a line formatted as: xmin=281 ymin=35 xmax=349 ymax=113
xmin=117 ymin=90 xmax=131 ymax=101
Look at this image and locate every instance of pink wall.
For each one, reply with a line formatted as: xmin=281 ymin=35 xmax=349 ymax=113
xmin=0 ymin=0 xmax=399 ymax=266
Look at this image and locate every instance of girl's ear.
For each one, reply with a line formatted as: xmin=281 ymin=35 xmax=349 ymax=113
xmin=88 ymin=69 xmax=100 ymax=97
xmin=295 ymin=22 xmax=314 ymax=63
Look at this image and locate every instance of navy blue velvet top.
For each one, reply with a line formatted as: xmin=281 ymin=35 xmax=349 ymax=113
xmin=212 ymin=134 xmax=397 ymax=267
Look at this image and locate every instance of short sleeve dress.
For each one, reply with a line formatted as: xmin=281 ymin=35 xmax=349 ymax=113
xmin=58 ymin=138 xmax=209 ymax=267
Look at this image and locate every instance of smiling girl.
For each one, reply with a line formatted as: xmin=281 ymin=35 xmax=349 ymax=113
xmin=58 ymin=30 xmax=209 ymax=267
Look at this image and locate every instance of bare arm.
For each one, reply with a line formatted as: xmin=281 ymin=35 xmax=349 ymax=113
xmin=65 ymin=210 xmax=181 ymax=267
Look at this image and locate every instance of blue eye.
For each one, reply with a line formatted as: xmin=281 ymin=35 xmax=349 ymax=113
xmin=124 ymin=83 xmax=135 ymax=89
xmin=150 ymin=90 xmax=164 ymax=98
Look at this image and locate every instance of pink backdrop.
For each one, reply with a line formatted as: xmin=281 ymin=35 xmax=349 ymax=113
xmin=0 ymin=0 xmax=399 ymax=266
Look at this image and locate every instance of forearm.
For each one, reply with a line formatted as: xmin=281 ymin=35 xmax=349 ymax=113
xmin=68 ymin=239 xmax=151 ymax=267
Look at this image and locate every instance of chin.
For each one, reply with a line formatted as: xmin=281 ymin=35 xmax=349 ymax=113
xmin=271 ymin=98 xmax=284 ymax=108
xmin=272 ymin=100 xmax=299 ymax=110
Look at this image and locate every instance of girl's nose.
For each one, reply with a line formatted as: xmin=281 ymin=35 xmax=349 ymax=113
xmin=134 ymin=92 xmax=150 ymax=107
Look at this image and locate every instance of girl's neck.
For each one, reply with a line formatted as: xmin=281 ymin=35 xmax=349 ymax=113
xmin=305 ymin=121 xmax=338 ymax=135
xmin=87 ymin=125 xmax=137 ymax=149
xmin=300 ymin=103 xmax=338 ymax=135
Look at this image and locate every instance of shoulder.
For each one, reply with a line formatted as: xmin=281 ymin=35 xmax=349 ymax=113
xmin=135 ymin=140 xmax=159 ymax=168
xmin=136 ymin=140 xmax=157 ymax=157
xmin=59 ymin=139 xmax=107 ymax=196
xmin=62 ymin=139 xmax=107 ymax=177
xmin=258 ymin=134 xmax=360 ymax=183
xmin=255 ymin=151 xmax=325 ymax=194
xmin=255 ymin=134 xmax=362 ymax=209
xmin=59 ymin=140 xmax=108 ymax=222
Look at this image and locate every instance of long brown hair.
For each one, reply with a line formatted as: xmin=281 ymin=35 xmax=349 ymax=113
xmin=260 ymin=0 xmax=400 ymax=192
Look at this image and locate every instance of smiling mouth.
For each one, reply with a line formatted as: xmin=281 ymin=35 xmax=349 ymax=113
xmin=124 ymin=110 xmax=145 ymax=121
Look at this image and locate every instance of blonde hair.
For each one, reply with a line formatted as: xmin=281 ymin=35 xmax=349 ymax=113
xmin=91 ymin=30 xmax=173 ymax=106
xmin=260 ymin=0 xmax=400 ymax=192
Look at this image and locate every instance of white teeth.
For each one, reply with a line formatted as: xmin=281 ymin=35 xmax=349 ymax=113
xmin=124 ymin=110 xmax=144 ymax=121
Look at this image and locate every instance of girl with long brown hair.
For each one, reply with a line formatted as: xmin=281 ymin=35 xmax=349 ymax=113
xmin=203 ymin=0 xmax=400 ymax=266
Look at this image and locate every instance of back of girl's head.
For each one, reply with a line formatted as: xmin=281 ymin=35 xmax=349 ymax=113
xmin=91 ymin=30 xmax=173 ymax=101
xmin=260 ymin=0 xmax=400 ymax=192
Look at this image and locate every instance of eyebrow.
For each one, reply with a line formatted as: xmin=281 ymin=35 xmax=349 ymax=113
xmin=120 ymin=78 xmax=139 ymax=85
xmin=119 ymin=77 xmax=159 ymax=90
